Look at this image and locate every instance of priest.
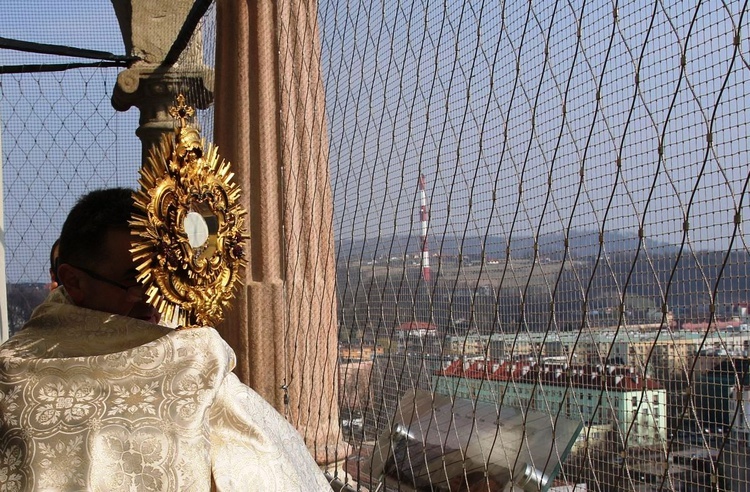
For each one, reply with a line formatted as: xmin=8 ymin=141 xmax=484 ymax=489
xmin=0 ymin=188 xmax=331 ymax=491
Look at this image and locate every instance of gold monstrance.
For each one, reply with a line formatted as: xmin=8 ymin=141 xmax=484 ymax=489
xmin=130 ymin=95 xmax=248 ymax=327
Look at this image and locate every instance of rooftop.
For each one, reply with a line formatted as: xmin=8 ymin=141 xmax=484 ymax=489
xmin=436 ymin=359 xmax=662 ymax=390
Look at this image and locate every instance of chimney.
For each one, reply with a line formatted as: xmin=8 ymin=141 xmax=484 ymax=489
xmin=418 ymin=175 xmax=431 ymax=282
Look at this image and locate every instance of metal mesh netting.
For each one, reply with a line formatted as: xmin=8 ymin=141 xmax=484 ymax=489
xmin=0 ymin=2 xmax=216 ymax=334
xmin=322 ymin=1 xmax=750 ymax=491
xmin=1 ymin=6 xmax=139 ymax=333
xmin=2 ymin=1 xmax=750 ymax=491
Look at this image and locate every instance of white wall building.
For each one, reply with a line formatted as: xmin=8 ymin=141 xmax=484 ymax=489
xmin=433 ymin=360 xmax=667 ymax=448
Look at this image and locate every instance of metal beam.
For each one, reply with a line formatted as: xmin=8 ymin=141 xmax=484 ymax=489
xmin=160 ymin=0 xmax=214 ymax=67
xmin=0 ymin=36 xmax=137 ymax=63
xmin=0 ymin=61 xmax=127 ymax=75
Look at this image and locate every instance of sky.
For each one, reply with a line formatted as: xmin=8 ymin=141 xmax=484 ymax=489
xmin=320 ymin=1 xmax=750 ymax=259
xmin=0 ymin=1 xmax=216 ymax=284
xmin=0 ymin=1 xmax=143 ymax=283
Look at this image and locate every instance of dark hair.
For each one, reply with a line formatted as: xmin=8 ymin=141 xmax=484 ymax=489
xmin=57 ymin=188 xmax=136 ymax=268
xmin=49 ymin=238 xmax=60 ymax=282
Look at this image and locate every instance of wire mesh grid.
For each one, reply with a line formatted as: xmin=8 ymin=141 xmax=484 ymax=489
xmin=1 ymin=1 xmax=750 ymax=491
xmin=322 ymin=1 xmax=750 ymax=491
xmin=0 ymin=3 xmax=216 ymax=335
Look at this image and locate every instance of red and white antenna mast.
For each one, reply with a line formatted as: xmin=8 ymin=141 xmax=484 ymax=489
xmin=419 ymin=174 xmax=431 ymax=282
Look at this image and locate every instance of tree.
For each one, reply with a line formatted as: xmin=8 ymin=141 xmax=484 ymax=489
xmin=7 ymin=283 xmax=48 ymax=336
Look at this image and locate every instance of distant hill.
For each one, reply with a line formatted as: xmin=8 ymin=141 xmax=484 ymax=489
xmin=336 ymin=231 xmax=749 ymax=319
xmin=336 ymin=229 xmax=678 ymax=262
xmin=7 ymin=283 xmax=48 ymax=336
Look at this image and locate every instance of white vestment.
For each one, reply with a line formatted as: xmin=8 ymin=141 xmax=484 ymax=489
xmin=0 ymin=288 xmax=331 ymax=491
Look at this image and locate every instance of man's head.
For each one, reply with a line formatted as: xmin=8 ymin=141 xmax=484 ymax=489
xmin=56 ymin=188 xmax=159 ymax=323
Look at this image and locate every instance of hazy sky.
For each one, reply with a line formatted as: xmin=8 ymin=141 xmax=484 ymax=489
xmin=1 ymin=2 xmax=142 ymax=283
xmin=320 ymin=1 xmax=750 ymax=257
xmin=0 ymin=2 xmax=215 ymax=283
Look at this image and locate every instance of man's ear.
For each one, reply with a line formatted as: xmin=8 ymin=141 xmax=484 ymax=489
xmin=56 ymin=264 xmax=85 ymax=303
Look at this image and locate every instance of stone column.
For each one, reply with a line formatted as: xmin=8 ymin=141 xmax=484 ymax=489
xmin=214 ymin=0 xmax=348 ymax=466
xmin=110 ymin=0 xmax=213 ymax=161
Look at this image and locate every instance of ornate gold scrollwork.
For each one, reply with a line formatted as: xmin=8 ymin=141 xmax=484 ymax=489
xmin=130 ymin=94 xmax=248 ymax=327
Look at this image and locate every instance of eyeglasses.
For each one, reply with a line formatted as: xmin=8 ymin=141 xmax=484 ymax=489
xmin=69 ymin=264 xmax=144 ymax=300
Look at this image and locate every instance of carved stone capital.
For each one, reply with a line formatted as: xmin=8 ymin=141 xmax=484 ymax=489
xmin=111 ymin=0 xmax=198 ymax=64
xmin=112 ymin=66 xmax=214 ymax=161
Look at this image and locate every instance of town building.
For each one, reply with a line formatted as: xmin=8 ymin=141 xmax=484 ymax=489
xmin=432 ymin=359 xmax=667 ymax=448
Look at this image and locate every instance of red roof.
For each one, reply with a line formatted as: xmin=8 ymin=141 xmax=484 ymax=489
xmin=396 ymin=321 xmax=438 ymax=331
xmin=436 ymin=359 xmax=525 ymax=381
xmin=464 ymin=360 xmax=494 ymax=379
xmin=436 ymin=359 xmax=465 ymax=377
xmin=435 ymin=360 xmax=662 ymax=390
